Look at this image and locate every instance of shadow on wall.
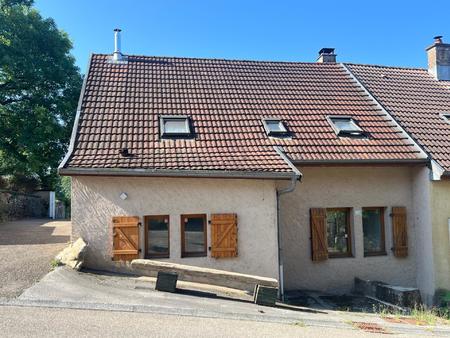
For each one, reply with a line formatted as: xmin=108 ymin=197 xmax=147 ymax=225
xmin=0 ymin=219 xmax=70 ymax=245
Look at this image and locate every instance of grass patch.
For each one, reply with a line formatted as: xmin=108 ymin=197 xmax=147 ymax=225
xmin=50 ymin=258 xmax=61 ymax=269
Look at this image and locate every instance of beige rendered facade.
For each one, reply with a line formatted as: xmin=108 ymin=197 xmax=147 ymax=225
xmin=278 ymin=166 xmax=430 ymax=299
xmin=431 ymin=180 xmax=450 ymax=292
xmin=71 ymin=176 xmax=280 ymax=279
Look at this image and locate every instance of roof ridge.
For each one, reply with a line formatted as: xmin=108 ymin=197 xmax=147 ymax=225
xmin=92 ymin=53 xmax=338 ymax=66
xmin=344 ymin=62 xmax=427 ymax=72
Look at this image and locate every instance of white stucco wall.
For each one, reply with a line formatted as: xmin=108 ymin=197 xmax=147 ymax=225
xmin=71 ymin=176 xmax=279 ymax=279
xmin=279 ymin=166 xmax=420 ymax=294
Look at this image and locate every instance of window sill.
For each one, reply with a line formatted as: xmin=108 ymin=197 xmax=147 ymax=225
xmin=364 ymin=252 xmax=387 ymax=257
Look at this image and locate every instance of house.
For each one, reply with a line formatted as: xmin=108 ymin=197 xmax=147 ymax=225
xmin=59 ymin=31 xmax=450 ymax=304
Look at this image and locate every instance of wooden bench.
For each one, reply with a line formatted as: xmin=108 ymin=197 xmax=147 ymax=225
xmin=131 ymin=259 xmax=278 ymax=293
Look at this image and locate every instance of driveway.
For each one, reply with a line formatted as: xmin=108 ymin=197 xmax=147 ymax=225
xmin=0 ymin=219 xmax=71 ymax=298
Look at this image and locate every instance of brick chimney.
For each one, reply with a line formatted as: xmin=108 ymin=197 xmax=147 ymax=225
xmin=317 ymin=48 xmax=336 ymax=63
xmin=426 ymin=36 xmax=450 ymax=81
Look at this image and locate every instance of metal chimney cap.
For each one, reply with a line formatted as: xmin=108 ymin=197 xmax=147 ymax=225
xmin=114 ymin=28 xmax=122 ymax=32
xmin=318 ymin=48 xmax=335 ymax=55
xmin=433 ymin=35 xmax=443 ymax=43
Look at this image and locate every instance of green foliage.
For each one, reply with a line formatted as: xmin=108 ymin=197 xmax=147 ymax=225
xmin=55 ymin=175 xmax=71 ymax=205
xmin=0 ymin=0 xmax=82 ymax=190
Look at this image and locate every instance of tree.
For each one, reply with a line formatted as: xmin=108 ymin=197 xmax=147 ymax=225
xmin=0 ymin=0 xmax=82 ymax=190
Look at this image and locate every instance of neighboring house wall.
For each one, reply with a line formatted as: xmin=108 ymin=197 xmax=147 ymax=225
xmin=71 ymin=176 xmax=279 ymax=279
xmin=279 ymin=166 xmax=420 ymax=294
xmin=411 ymin=167 xmax=435 ymax=305
xmin=431 ymin=180 xmax=450 ymax=292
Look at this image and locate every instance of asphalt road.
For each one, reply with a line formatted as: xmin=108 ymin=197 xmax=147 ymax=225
xmin=0 ymin=219 xmax=71 ymax=298
xmin=0 ymin=305 xmax=388 ymax=338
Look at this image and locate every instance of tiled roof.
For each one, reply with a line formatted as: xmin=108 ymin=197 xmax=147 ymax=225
xmin=61 ymin=54 xmax=425 ymax=175
xmin=346 ymin=63 xmax=450 ymax=173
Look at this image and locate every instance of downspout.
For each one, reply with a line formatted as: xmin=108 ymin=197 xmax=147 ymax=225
xmin=273 ymin=146 xmax=302 ymax=301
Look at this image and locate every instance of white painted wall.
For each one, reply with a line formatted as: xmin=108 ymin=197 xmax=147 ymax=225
xmin=278 ymin=166 xmax=421 ymax=295
xmin=71 ymin=176 xmax=279 ymax=279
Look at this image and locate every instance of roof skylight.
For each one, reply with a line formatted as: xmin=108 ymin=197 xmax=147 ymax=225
xmin=160 ymin=116 xmax=192 ymax=138
xmin=263 ymin=119 xmax=289 ymax=137
xmin=328 ymin=116 xmax=364 ymax=137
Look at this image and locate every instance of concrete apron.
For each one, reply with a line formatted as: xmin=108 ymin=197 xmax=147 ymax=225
xmin=2 ymin=267 xmax=450 ymax=336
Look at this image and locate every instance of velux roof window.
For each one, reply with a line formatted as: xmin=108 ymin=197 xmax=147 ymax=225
xmin=160 ymin=116 xmax=192 ymax=138
xmin=263 ymin=118 xmax=289 ymax=137
xmin=442 ymin=113 xmax=450 ymax=123
xmin=328 ymin=116 xmax=364 ymax=137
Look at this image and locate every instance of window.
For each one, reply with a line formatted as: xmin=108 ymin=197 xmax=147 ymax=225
xmin=328 ymin=116 xmax=364 ymax=137
xmin=263 ymin=118 xmax=289 ymax=137
xmin=145 ymin=215 xmax=170 ymax=258
xmin=326 ymin=208 xmax=352 ymax=257
xmin=181 ymin=214 xmax=207 ymax=257
xmin=362 ymin=207 xmax=386 ymax=256
xmin=442 ymin=113 xmax=450 ymax=123
xmin=160 ymin=116 xmax=192 ymax=138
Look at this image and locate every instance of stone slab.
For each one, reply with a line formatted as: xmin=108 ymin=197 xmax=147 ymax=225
xmin=131 ymin=259 xmax=278 ymax=292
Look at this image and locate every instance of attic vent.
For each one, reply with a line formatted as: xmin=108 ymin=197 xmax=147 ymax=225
xmin=119 ymin=148 xmax=130 ymax=157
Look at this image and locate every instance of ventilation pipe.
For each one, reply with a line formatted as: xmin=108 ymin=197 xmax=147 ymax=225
xmin=113 ymin=28 xmax=123 ymax=61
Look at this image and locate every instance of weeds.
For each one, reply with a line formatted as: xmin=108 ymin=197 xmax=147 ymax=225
xmin=50 ymin=258 xmax=61 ymax=269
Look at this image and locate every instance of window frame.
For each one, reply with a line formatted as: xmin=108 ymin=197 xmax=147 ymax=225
xmin=327 ymin=116 xmax=365 ymax=137
xmin=144 ymin=215 xmax=170 ymax=259
xmin=180 ymin=214 xmax=207 ymax=258
xmin=326 ymin=207 xmax=353 ymax=258
xmin=262 ymin=118 xmax=290 ymax=137
xmin=160 ymin=115 xmax=192 ymax=138
xmin=362 ymin=207 xmax=387 ymax=257
xmin=441 ymin=113 xmax=450 ymax=124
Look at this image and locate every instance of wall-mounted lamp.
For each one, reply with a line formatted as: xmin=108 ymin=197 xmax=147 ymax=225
xmin=119 ymin=192 xmax=128 ymax=200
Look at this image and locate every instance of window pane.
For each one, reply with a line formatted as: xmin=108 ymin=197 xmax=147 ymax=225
xmin=265 ymin=120 xmax=287 ymax=133
xmin=363 ymin=209 xmax=384 ymax=254
xmin=184 ymin=216 xmax=205 ymax=253
xmin=147 ymin=217 xmax=169 ymax=256
xmin=164 ymin=118 xmax=188 ymax=133
xmin=326 ymin=210 xmax=349 ymax=255
xmin=331 ymin=118 xmax=361 ymax=132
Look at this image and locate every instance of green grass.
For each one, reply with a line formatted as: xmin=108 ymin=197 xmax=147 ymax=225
xmin=50 ymin=258 xmax=61 ymax=269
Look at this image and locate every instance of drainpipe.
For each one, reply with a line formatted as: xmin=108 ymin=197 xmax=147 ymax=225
xmin=273 ymin=147 xmax=302 ymax=301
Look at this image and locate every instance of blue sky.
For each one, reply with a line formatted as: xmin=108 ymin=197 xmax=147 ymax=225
xmin=35 ymin=0 xmax=450 ymax=72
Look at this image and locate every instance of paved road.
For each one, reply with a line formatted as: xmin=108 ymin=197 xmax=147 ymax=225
xmin=0 ymin=305 xmax=388 ymax=338
xmin=0 ymin=219 xmax=71 ymax=298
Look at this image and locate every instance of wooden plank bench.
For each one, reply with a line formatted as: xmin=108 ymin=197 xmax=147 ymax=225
xmin=131 ymin=259 xmax=278 ymax=293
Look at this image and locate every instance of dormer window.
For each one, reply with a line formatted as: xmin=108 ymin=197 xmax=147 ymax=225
xmin=263 ymin=118 xmax=289 ymax=137
xmin=160 ymin=116 xmax=192 ymax=138
xmin=328 ymin=116 xmax=364 ymax=137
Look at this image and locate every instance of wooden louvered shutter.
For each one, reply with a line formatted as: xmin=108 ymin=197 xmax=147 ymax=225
xmin=391 ymin=207 xmax=408 ymax=257
xmin=310 ymin=208 xmax=328 ymax=261
xmin=211 ymin=213 xmax=238 ymax=258
xmin=112 ymin=216 xmax=140 ymax=261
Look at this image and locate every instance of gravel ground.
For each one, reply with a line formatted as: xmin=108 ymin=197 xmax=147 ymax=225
xmin=0 ymin=219 xmax=71 ymax=298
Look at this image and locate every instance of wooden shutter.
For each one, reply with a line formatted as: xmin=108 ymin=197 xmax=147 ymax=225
xmin=391 ymin=207 xmax=408 ymax=257
xmin=211 ymin=213 xmax=238 ymax=258
xmin=310 ymin=208 xmax=328 ymax=261
xmin=112 ymin=216 xmax=140 ymax=261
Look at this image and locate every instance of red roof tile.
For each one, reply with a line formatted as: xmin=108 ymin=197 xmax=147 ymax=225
xmin=62 ymin=54 xmax=424 ymax=175
xmin=346 ymin=63 xmax=450 ymax=172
